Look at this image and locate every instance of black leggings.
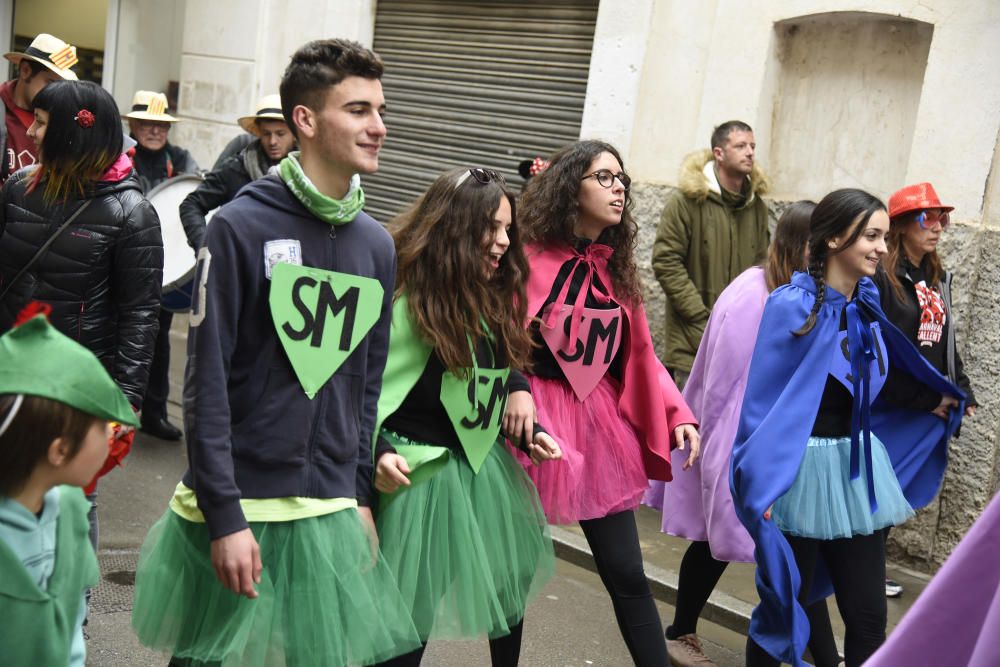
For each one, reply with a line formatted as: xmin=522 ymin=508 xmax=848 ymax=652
xmin=668 ymin=541 xmax=840 ymax=666
xmin=579 ymin=510 xmax=668 ymax=667
xmin=374 ymin=619 xmax=524 ymax=667
xmin=746 ymin=531 xmax=887 ymax=667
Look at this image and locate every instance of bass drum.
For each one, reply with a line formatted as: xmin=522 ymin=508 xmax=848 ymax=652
xmin=146 ymin=174 xmax=215 ymax=313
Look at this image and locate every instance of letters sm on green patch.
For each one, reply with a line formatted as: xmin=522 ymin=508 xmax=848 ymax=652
xmin=270 ymin=263 xmax=383 ymax=398
xmin=440 ymin=365 xmax=510 ymax=474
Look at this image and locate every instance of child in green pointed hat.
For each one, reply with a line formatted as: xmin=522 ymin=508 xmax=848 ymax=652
xmin=0 ymin=307 xmax=138 ymax=667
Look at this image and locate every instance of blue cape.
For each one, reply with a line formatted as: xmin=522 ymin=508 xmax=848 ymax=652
xmin=730 ymin=272 xmax=964 ymax=665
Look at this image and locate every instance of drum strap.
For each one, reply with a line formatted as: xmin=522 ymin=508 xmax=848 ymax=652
xmin=0 ymin=199 xmax=93 ymax=302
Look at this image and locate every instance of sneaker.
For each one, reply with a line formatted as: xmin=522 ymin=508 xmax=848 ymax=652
xmin=885 ymin=577 xmax=904 ymax=598
xmin=667 ymin=633 xmax=717 ymax=667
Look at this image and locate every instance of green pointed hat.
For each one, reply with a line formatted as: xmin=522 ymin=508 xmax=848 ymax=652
xmin=0 ymin=314 xmax=139 ymax=426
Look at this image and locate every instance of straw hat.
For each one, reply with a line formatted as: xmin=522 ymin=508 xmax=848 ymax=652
xmin=4 ymin=33 xmax=79 ymax=81
xmin=237 ymin=94 xmax=285 ymax=135
xmin=123 ymin=90 xmax=179 ymax=123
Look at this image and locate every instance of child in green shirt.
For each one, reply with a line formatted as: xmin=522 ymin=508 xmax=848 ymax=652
xmin=0 ymin=307 xmax=139 ymax=666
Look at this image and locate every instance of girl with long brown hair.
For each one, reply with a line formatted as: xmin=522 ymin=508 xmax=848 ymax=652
xmin=876 ymin=183 xmax=976 ymax=415
xmin=517 ymin=140 xmax=699 ymax=666
xmin=372 ymin=167 xmax=560 ymax=666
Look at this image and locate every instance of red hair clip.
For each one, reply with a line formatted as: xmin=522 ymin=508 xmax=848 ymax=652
xmin=529 ymin=157 xmax=550 ymax=176
xmin=75 ymin=109 xmax=95 ymax=128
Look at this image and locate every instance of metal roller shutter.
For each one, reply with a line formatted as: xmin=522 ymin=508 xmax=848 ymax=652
xmin=365 ymin=0 xmax=599 ymax=223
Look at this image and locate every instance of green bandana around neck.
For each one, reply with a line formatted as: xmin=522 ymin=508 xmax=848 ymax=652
xmin=278 ymin=151 xmax=365 ymax=225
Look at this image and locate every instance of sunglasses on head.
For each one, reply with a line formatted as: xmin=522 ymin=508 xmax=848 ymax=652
xmin=916 ymin=210 xmax=950 ymax=230
xmin=582 ymin=169 xmax=631 ymax=191
xmin=456 ymin=167 xmax=506 ymax=188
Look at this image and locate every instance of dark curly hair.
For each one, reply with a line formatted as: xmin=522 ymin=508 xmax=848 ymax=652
xmin=518 ymin=140 xmax=641 ymax=303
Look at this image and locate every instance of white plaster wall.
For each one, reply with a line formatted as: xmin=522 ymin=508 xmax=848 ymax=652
xmin=110 ymin=0 xmax=185 ymax=111
xmin=169 ymin=0 xmax=376 ymax=169
xmin=625 ymin=0 xmax=1000 ymax=218
xmin=578 ymin=0 xmax=654 ymax=163
xmin=766 ymin=14 xmax=933 ymax=201
xmin=628 ymin=0 xmax=717 ymax=184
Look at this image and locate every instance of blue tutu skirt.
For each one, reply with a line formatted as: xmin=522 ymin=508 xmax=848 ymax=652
xmin=771 ymin=435 xmax=914 ymax=540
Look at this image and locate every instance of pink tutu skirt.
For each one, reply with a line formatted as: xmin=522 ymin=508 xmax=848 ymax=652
xmin=514 ymin=374 xmax=648 ymax=524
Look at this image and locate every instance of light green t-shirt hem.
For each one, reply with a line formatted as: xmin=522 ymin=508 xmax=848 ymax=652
xmin=168 ymin=482 xmax=357 ymax=523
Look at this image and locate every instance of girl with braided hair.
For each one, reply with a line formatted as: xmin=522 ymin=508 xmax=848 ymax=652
xmin=730 ymin=189 xmax=965 ymax=666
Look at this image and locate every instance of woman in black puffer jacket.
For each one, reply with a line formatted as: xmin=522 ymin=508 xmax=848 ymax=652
xmin=0 ymin=80 xmax=162 ymax=552
xmin=0 ymin=80 xmax=162 ymax=407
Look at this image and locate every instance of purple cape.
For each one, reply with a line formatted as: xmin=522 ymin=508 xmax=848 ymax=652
xmin=644 ymin=267 xmax=764 ymax=562
xmin=866 ymin=492 xmax=1000 ymax=667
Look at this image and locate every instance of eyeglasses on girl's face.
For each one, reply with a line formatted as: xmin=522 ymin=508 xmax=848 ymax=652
xmin=916 ymin=209 xmax=950 ymax=230
xmin=456 ymin=167 xmax=506 ymax=188
xmin=582 ymin=169 xmax=630 ymax=191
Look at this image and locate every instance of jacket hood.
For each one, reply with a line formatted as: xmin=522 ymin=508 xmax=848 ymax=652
xmin=236 ymin=172 xmax=306 ymax=217
xmin=91 ymin=171 xmax=143 ymax=197
xmin=678 ymin=149 xmax=770 ymax=203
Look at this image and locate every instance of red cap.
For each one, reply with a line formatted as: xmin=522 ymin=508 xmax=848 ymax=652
xmin=888 ymin=182 xmax=954 ymax=220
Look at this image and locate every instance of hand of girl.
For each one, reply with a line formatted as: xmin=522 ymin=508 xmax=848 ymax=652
xmin=931 ymin=394 xmax=959 ymax=420
xmin=503 ymin=390 xmax=535 ymax=447
xmin=674 ymin=423 xmax=702 ymax=470
xmin=965 ymin=405 xmax=977 ymax=417
xmin=528 ymin=432 xmax=562 ymax=466
xmin=375 ymin=454 xmax=412 ymax=494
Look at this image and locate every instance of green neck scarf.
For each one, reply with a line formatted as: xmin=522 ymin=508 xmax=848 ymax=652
xmin=278 ymin=151 xmax=365 ymax=225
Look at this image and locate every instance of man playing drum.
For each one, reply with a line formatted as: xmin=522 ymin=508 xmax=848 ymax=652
xmin=178 ymin=94 xmax=296 ymax=251
xmin=124 ymin=90 xmax=199 ymax=441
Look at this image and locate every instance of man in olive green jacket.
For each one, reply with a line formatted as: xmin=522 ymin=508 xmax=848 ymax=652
xmin=652 ymin=121 xmax=770 ymax=385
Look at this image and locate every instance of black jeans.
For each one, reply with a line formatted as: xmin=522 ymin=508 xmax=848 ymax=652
xmin=143 ymin=308 xmax=173 ymax=421
xmin=746 ymin=531 xmax=887 ymax=667
xmin=579 ymin=510 xmax=668 ymax=666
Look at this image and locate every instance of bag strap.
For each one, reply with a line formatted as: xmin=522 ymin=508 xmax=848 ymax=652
xmin=0 ymin=199 xmax=93 ymax=302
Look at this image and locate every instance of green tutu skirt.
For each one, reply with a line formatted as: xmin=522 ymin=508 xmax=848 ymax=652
xmin=376 ymin=431 xmax=555 ymax=641
xmin=131 ymin=507 xmax=421 ymax=666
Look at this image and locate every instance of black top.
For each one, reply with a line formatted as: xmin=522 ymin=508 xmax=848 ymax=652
xmin=130 ymin=142 xmax=199 ymax=195
xmin=179 ymin=140 xmax=274 ymax=251
xmin=379 ymin=336 xmax=533 ymax=457
xmin=811 ymin=307 xmax=941 ymax=437
xmin=0 ymin=169 xmax=162 ymax=407
xmin=873 ymin=262 xmax=976 ymax=405
xmin=529 ymin=238 xmax=623 ymax=381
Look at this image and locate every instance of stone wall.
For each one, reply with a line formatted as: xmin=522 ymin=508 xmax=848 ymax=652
xmin=631 ymin=179 xmax=999 ymax=572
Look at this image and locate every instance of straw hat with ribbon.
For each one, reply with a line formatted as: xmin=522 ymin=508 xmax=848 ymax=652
xmin=123 ymin=90 xmax=179 ymax=123
xmin=238 ymin=94 xmax=285 ymax=135
xmin=4 ymin=33 xmax=79 ymax=81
